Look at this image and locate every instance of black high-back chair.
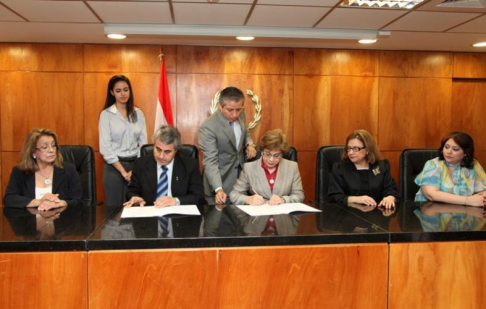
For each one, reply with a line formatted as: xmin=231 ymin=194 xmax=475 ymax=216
xmin=140 ymin=143 xmax=199 ymax=160
xmin=248 ymin=146 xmax=298 ymax=163
xmin=399 ymin=148 xmax=438 ymax=201
xmin=60 ymin=145 xmax=96 ymax=205
xmin=315 ymin=146 xmax=345 ymax=203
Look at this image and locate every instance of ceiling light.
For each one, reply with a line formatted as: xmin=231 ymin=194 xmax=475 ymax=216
xmin=107 ymin=34 xmax=126 ymax=40
xmin=359 ymin=39 xmax=377 ymax=44
xmin=340 ymin=0 xmax=425 ymax=9
xmin=236 ymin=36 xmax=255 ymax=41
xmin=472 ymin=41 xmax=486 ymax=47
xmin=105 ymin=24 xmax=390 ymax=41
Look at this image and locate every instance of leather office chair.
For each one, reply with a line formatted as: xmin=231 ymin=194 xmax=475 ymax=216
xmin=399 ymin=148 xmax=438 ymax=201
xmin=140 ymin=143 xmax=199 ymax=160
xmin=315 ymin=146 xmax=345 ymax=203
xmin=248 ymin=146 xmax=298 ymax=163
xmin=60 ymin=145 xmax=96 ymax=205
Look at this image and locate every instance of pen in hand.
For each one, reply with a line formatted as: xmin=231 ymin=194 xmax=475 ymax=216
xmin=248 ymin=187 xmax=265 ymax=206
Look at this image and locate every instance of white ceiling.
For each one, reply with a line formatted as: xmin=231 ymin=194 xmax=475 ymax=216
xmin=0 ymin=0 xmax=485 ymax=52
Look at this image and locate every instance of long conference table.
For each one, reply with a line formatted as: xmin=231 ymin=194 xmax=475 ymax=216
xmin=1 ymin=200 xmax=485 ymax=309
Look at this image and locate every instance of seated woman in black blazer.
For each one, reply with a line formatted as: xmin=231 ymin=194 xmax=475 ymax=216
xmin=328 ymin=129 xmax=399 ymax=208
xmin=3 ymin=128 xmax=82 ymax=210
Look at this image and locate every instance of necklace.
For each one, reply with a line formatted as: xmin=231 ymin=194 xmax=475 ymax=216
xmin=37 ymin=169 xmax=52 ymax=185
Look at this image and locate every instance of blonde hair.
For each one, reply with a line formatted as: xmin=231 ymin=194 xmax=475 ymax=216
xmin=18 ymin=128 xmax=63 ymax=174
xmin=342 ymin=129 xmax=380 ymax=164
xmin=258 ymin=129 xmax=290 ymax=155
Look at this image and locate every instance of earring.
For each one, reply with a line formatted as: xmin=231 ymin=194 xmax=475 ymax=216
xmin=33 ymin=154 xmax=36 ymax=159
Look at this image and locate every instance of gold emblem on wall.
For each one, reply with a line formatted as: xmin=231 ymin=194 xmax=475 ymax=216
xmin=210 ymin=89 xmax=262 ymax=130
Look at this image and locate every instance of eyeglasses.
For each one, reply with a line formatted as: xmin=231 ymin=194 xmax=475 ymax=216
xmin=262 ymin=151 xmax=282 ymax=159
xmin=36 ymin=144 xmax=57 ymax=152
xmin=346 ymin=146 xmax=366 ymax=153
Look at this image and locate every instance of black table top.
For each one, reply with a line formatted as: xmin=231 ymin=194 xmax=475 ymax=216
xmin=1 ymin=201 xmax=485 ymax=252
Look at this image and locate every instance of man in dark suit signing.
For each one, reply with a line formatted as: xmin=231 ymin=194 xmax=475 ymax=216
xmin=124 ymin=125 xmax=204 ymax=208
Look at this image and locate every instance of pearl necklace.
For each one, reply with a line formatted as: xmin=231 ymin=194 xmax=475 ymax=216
xmin=37 ymin=169 xmax=52 ymax=185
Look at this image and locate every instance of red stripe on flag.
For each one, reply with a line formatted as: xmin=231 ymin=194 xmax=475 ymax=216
xmin=158 ymin=57 xmax=174 ymax=126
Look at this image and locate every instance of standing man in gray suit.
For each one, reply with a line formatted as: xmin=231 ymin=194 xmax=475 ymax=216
xmin=199 ymin=87 xmax=257 ymax=205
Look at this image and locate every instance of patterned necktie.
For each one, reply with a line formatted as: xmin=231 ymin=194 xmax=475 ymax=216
xmin=156 ymin=166 xmax=168 ymax=199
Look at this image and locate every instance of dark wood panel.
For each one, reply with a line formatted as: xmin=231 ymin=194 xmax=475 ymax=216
xmin=294 ymin=76 xmax=378 ymax=151
xmin=390 ymin=241 xmax=486 ymax=309
xmin=0 ymin=43 xmax=83 ymax=72
xmin=176 ymin=46 xmax=293 ymax=75
xmin=88 ymin=250 xmax=219 ymax=308
xmin=84 ymin=45 xmax=174 ymax=73
xmin=217 ymin=245 xmax=388 ymax=308
xmin=298 ymin=151 xmax=317 ymax=203
xmin=451 ymin=80 xmax=486 ymax=151
xmin=1 ymin=152 xmax=18 ymax=203
xmin=378 ymin=77 xmax=452 ymax=151
xmin=176 ymin=74 xmax=293 ymax=147
xmin=0 ymin=252 xmax=87 ymax=308
xmin=453 ymin=53 xmax=486 ymax=78
xmin=381 ymin=151 xmax=401 ymax=188
xmin=0 ymin=72 xmax=85 ymax=151
xmin=380 ymin=51 xmax=453 ymax=78
xmin=294 ymin=49 xmax=379 ymax=76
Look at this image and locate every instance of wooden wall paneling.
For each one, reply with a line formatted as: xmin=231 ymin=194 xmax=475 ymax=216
xmin=379 ymin=51 xmax=453 ymax=78
xmin=451 ymin=80 xmax=486 ymax=151
xmin=0 ymin=72 xmax=85 ymax=151
xmin=0 ymin=43 xmax=83 ymax=72
xmin=88 ymin=250 xmax=219 ymax=309
xmin=378 ymin=78 xmax=452 ymax=151
xmin=83 ymin=72 xmax=160 ymax=150
xmin=453 ymin=53 xmax=486 ymax=78
xmin=176 ymin=46 xmax=294 ymax=75
xmin=0 ymin=252 xmax=87 ymax=308
xmin=294 ymin=49 xmax=379 ymax=76
xmin=475 ymin=151 xmax=486 ymax=167
xmin=389 ymin=241 xmax=486 ymax=309
xmin=380 ymin=151 xmax=401 ymax=188
xmin=216 ymin=244 xmax=388 ymax=308
xmin=83 ymin=45 xmax=170 ymax=73
xmin=1 ymin=152 xmax=18 ymax=205
xmin=298 ymin=151 xmax=317 ymax=203
xmin=176 ymin=74 xmax=293 ymax=147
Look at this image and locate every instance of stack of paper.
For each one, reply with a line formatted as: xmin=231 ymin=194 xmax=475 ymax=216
xmin=236 ymin=203 xmax=321 ymax=216
xmin=121 ymin=205 xmax=200 ymax=218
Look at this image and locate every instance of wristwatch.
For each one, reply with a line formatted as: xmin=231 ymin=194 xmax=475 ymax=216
xmin=246 ymin=142 xmax=256 ymax=148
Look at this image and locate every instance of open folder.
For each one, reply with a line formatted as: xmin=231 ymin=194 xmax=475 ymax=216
xmin=121 ymin=205 xmax=200 ymax=218
xmin=236 ymin=203 xmax=322 ymax=216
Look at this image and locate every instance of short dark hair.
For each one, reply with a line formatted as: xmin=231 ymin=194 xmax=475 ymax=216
xmin=438 ymin=131 xmax=474 ymax=168
xmin=103 ymin=75 xmax=137 ymax=122
xmin=153 ymin=125 xmax=182 ymax=151
xmin=219 ymin=87 xmax=245 ymax=107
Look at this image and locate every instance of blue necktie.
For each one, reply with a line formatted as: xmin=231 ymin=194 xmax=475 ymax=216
xmin=156 ymin=166 xmax=168 ymax=200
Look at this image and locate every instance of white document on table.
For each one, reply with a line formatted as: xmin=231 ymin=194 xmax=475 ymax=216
xmin=236 ymin=203 xmax=322 ymax=216
xmin=121 ymin=205 xmax=200 ymax=218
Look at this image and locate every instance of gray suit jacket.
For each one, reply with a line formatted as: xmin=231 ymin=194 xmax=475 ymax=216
xmin=229 ymin=158 xmax=305 ymax=205
xmin=199 ymin=109 xmax=254 ymax=204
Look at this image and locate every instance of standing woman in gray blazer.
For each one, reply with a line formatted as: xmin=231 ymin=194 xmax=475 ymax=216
xmin=230 ymin=129 xmax=304 ymax=205
xmin=99 ymin=75 xmax=147 ymax=207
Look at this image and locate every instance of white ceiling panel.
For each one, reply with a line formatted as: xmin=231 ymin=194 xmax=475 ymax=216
xmin=317 ymin=8 xmax=407 ymax=30
xmin=173 ymin=3 xmax=251 ymax=25
xmin=448 ymin=15 xmax=486 ymax=33
xmin=248 ymin=5 xmax=329 ymax=27
xmin=384 ymin=11 xmax=482 ymax=31
xmin=173 ymin=0 xmax=254 ymax=3
xmin=416 ymin=0 xmax=486 ymax=12
xmin=88 ymin=1 xmax=172 ymax=23
xmin=258 ymin=0 xmax=340 ymax=6
xmin=1 ymin=0 xmax=99 ymax=23
xmin=0 ymin=22 xmax=106 ymax=43
xmin=0 ymin=5 xmax=24 ymax=22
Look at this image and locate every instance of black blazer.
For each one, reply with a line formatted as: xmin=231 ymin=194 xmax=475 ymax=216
xmin=127 ymin=153 xmax=204 ymax=206
xmin=327 ymin=159 xmax=399 ymax=205
xmin=3 ymin=163 xmax=83 ymax=208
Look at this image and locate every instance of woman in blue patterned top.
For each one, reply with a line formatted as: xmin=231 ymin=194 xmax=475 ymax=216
xmin=99 ymin=75 xmax=147 ymax=207
xmin=415 ymin=132 xmax=486 ymax=206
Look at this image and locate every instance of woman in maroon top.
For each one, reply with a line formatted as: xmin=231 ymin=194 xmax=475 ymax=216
xmin=229 ymin=129 xmax=304 ymax=206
